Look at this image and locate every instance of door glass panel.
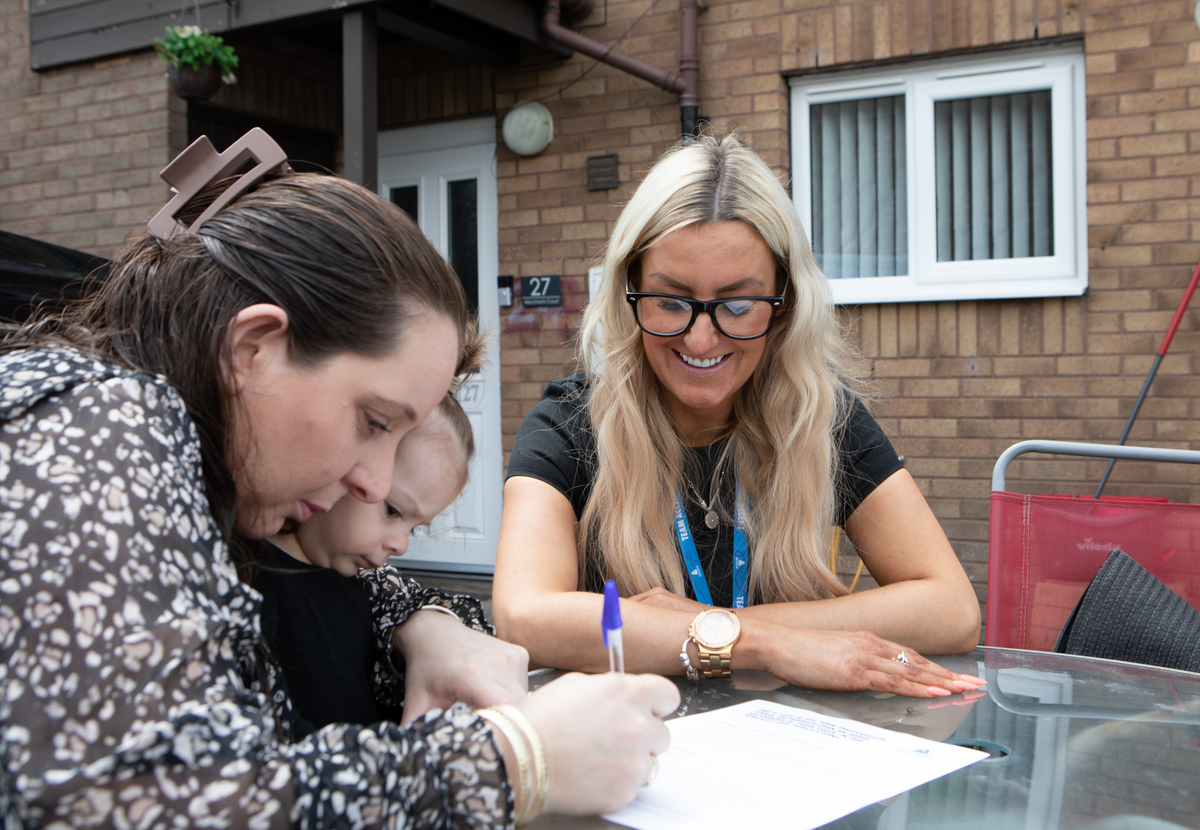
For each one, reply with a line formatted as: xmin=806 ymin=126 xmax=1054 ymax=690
xmin=448 ymin=178 xmax=478 ymax=313
xmin=390 ymin=185 xmax=418 ymax=223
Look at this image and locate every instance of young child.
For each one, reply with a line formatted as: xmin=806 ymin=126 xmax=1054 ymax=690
xmin=253 ymin=391 xmax=479 ymax=737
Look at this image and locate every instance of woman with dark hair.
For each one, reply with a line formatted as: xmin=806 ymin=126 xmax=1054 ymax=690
xmin=0 ymin=135 xmax=676 ymax=828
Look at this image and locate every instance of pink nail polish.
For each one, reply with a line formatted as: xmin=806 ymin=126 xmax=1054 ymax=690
xmin=928 ymin=686 xmax=952 ymax=697
xmin=952 ymin=680 xmax=979 ymax=691
xmin=960 ymin=674 xmax=986 ymax=685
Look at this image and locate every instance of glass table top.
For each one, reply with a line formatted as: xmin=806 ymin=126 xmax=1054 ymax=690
xmin=527 ymin=647 xmax=1200 ymax=830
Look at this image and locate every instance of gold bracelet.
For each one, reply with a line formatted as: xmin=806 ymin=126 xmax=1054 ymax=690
xmin=491 ymin=704 xmax=548 ymax=823
xmin=476 ymin=708 xmax=535 ymax=826
xmin=416 ymin=604 xmax=462 ymax=623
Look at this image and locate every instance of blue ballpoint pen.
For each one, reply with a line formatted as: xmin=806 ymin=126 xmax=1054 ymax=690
xmin=602 ymin=579 xmax=625 ymax=673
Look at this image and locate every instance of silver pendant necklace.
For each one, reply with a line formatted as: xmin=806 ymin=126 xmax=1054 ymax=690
xmin=687 ymin=473 xmax=724 ymax=530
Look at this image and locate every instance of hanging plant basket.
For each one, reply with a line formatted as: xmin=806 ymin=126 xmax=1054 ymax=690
xmin=155 ymin=17 xmax=239 ymax=102
xmin=168 ymin=63 xmax=223 ymax=100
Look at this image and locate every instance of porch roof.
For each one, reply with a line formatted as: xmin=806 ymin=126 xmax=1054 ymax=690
xmin=30 ymin=0 xmax=563 ymax=70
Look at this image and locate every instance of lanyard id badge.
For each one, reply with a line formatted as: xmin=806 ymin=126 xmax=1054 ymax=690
xmin=673 ymin=480 xmax=749 ymax=608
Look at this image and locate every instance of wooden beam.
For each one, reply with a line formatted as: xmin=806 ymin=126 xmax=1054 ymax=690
xmin=342 ymin=8 xmax=378 ymax=190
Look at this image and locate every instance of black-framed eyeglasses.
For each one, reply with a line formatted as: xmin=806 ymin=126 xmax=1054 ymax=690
xmin=626 ymin=286 xmax=786 ymax=340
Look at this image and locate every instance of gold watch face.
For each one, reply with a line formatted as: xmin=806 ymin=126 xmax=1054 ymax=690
xmin=693 ymin=609 xmax=740 ymax=649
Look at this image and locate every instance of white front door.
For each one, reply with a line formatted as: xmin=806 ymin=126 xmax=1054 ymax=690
xmin=378 ymin=117 xmax=501 ymax=575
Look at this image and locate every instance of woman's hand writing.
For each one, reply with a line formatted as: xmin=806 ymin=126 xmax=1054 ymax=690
xmin=515 ymin=672 xmax=679 ymax=817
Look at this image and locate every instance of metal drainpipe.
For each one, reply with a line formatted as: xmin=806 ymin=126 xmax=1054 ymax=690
xmin=678 ymin=0 xmax=700 ymax=137
xmin=542 ymin=1 xmax=701 ymax=137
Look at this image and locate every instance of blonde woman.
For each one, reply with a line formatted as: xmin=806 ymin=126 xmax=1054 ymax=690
xmin=494 ymin=135 xmax=981 ymax=697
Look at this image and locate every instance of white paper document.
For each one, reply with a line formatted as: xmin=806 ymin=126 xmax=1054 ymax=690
xmin=604 ymin=700 xmax=987 ymax=830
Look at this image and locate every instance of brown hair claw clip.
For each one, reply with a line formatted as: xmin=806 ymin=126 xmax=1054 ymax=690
xmin=147 ymin=127 xmax=293 ymax=240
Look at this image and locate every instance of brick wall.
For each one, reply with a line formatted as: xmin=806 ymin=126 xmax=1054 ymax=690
xmin=493 ymin=0 xmax=1200 ymax=625
xmin=0 ymin=0 xmax=179 ymax=257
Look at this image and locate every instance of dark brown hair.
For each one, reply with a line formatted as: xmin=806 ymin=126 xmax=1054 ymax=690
xmin=9 ymin=173 xmax=469 ymax=551
xmin=456 ymin=319 xmax=487 ymax=378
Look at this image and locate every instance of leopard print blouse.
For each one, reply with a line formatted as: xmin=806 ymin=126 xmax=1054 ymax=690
xmin=0 ymin=347 xmax=512 ymax=829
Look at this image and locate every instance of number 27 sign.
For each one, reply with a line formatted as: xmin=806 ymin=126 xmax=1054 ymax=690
xmin=520 ymin=275 xmax=562 ymax=307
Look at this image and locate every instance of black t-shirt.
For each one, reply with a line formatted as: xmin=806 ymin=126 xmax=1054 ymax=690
xmin=506 ymin=373 xmax=904 ymax=608
xmin=253 ymin=544 xmax=404 ymax=737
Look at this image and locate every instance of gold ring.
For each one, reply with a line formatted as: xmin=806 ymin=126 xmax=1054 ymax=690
xmin=642 ymin=754 xmax=659 ymax=787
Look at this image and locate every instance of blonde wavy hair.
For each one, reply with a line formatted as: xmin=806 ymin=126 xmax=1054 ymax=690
xmin=577 ymin=134 xmax=854 ymax=604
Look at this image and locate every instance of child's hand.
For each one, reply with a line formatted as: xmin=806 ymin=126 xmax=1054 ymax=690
xmin=395 ymin=608 xmax=530 ymax=725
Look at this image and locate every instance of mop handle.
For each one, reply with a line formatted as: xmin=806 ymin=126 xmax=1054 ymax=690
xmin=1158 ymin=258 xmax=1200 ymax=356
xmin=1094 ymin=257 xmax=1200 ymax=498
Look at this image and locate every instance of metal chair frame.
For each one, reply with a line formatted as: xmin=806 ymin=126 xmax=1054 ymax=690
xmin=987 ymin=440 xmax=1200 ymax=652
xmin=992 ymin=440 xmax=1200 ymax=492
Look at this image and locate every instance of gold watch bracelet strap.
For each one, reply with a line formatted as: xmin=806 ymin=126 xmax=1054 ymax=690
xmin=696 ymin=649 xmax=733 ymax=679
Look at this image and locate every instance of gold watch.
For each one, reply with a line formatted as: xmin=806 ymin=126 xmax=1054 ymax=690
xmin=688 ymin=609 xmax=741 ymax=679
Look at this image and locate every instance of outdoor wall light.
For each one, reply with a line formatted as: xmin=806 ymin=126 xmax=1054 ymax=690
xmin=502 ymin=101 xmax=554 ymax=156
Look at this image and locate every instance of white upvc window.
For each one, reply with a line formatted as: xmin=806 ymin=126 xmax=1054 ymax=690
xmin=789 ymin=44 xmax=1087 ymax=305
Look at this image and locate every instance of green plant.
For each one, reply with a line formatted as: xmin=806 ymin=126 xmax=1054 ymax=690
xmin=154 ymin=26 xmax=239 ymax=84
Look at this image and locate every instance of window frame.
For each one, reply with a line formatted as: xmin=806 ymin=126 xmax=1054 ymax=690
xmin=789 ymin=44 xmax=1087 ymax=305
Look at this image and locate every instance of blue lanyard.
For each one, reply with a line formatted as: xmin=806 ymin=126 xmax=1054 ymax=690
xmin=672 ymin=480 xmax=749 ymax=608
